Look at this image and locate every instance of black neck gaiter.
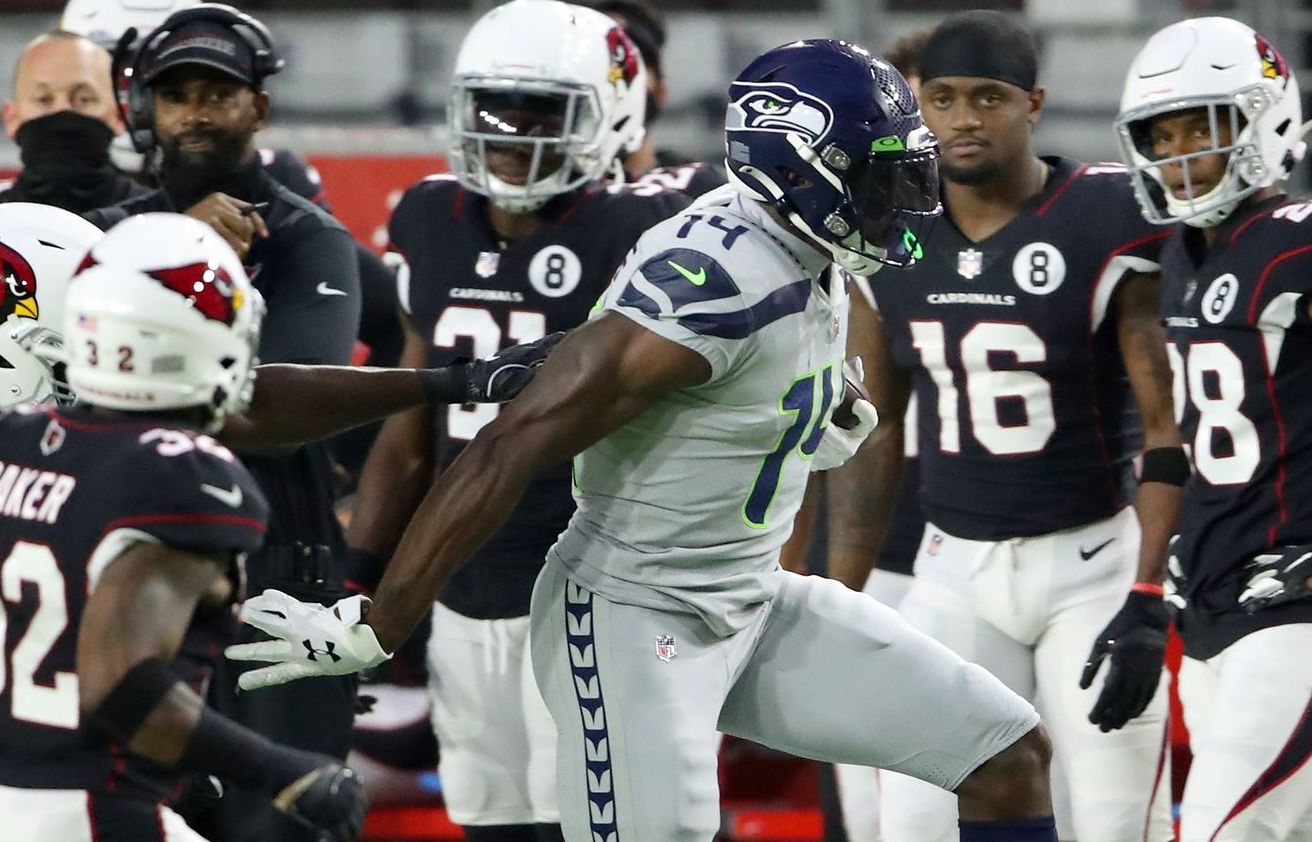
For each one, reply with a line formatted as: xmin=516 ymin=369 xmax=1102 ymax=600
xmin=13 ymin=111 xmax=123 ymax=214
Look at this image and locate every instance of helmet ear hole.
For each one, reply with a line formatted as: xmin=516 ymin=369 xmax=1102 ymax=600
xmin=780 ymin=167 xmax=811 ymax=189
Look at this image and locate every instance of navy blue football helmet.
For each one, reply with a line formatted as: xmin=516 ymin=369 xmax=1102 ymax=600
xmin=725 ymin=39 xmax=940 ymax=275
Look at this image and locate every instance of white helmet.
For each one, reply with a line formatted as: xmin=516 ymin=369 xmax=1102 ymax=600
xmin=448 ymin=0 xmax=648 ymax=213
xmin=60 ymin=0 xmax=203 ymax=49
xmin=0 ymin=204 xmax=103 ymax=410
xmin=1116 ymin=17 xmax=1307 ymax=228
xmin=65 ymin=213 xmax=263 ymax=433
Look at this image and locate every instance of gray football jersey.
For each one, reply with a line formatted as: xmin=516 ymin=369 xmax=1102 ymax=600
xmin=548 ymin=191 xmax=849 ymax=635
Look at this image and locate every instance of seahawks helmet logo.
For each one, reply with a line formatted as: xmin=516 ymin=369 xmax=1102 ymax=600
xmin=726 ymin=82 xmax=834 ymax=144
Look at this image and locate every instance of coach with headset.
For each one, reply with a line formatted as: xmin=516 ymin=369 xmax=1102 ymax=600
xmin=84 ymin=7 xmax=363 ymax=842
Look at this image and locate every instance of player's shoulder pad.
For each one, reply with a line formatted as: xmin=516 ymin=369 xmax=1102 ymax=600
xmin=1232 ymin=197 xmax=1312 ymax=246
xmin=392 ymin=174 xmax=461 ymax=224
xmin=615 ymin=245 xmax=742 ymax=318
xmin=130 ymin=426 xmax=269 ymax=530
xmin=600 ymin=183 xmax=693 ymax=218
xmin=1065 ymin=161 xmax=1140 ymax=202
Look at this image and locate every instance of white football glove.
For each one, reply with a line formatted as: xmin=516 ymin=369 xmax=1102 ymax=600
xmin=811 ymin=398 xmax=879 ymax=471
xmin=225 ymin=589 xmax=391 ymax=691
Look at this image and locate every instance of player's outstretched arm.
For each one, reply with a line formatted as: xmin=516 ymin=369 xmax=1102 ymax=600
xmin=1082 ymin=270 xmax=1183 ymax=733
xmin=367 ymin=312 xmax=709 ymax=652
xmin=227 ymin=312 xmax=713 ymax=686
xmin=218 ymin=329 xmax=564 ymax=448
xmin=825 ymin=289 xmax=911 ymax=590
xmin=78 ymin=543 xmax=368 ymax=841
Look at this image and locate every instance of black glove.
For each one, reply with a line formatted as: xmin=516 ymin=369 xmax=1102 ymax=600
xmin=272 ymin=763 xmax=368 ymax=842
xmin=1239 ymin=545 xmax=1312 ymax=612
xmin=464 ymin=331 xmax=566 ymax=403
xmin=1080 ymin=590 xmax=1168 ymax=733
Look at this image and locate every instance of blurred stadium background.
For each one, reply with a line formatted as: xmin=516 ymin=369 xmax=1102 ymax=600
xmin=1 ymin=0 xmax=1308 ymax=250
xmin=0 ymin=1 xmax=1304 ymax=839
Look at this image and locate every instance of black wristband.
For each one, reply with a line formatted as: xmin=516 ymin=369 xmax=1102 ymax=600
xmin=88 ymin=658 xmax=179 ymax=742
xmin=180 ymin=705 xmax=328 ymax=794
xmin=1140 ymin=446 xmax=1190 ymax=486
xmin=414 ymin=364 xmax=470 ymax=406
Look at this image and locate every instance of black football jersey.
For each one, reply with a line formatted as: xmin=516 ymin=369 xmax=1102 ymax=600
xmin=1160 ymin=195 xmax=1312 ymax=659
xmin=388 ymin=177 xmax=690 ymax=618
xmin=0 ymin=407 xmax=267 ymax=798
xmin=871 ymin=157 xmax=1169 ymax=540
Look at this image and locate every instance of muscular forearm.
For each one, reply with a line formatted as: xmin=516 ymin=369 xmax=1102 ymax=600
xmin=222 ymin=365 xmax=432 ymax=447
xmin=367 ymin=425 xmax=541 ymax=652
xmin=346 ymin=413 xmax=434 ymax=556
xmin=826 ymin=424 xmax=904 ymax=590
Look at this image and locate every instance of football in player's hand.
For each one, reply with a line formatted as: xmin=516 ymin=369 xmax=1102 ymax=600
xmin=832 ymin=364 xmax=870 ymax=430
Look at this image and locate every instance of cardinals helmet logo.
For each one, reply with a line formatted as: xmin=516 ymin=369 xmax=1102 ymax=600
xmin=1256 ymin=34 xmax=1290 ymax=82
xmin=0 ymin=242 xmax=40 ymax=323
xmin=605 ymin=26 xmax=639 ymax=86
xmin=147 ymin=262 xmax=243 ymax=325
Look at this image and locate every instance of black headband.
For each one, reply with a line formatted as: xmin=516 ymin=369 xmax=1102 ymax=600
xmin=920 ymin=9 xmax=1038 ymax=91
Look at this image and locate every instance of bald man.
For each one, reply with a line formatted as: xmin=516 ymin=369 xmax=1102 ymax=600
xmin=0 ymin=31 xmax=147 ymax=212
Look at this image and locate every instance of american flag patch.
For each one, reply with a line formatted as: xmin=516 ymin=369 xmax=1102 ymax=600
xmin=77 ymin=314 xmax=97 ymax=331
xmin=475 ymin=251 xmax=500 ymax=278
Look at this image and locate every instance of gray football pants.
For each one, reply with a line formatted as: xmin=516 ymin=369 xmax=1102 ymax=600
xmin=530 ymin=564 xmax=1039 ymax=842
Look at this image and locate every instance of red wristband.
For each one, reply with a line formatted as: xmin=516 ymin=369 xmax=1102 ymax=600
xmin=1130 ymin=582 xmax=1165 ymax=598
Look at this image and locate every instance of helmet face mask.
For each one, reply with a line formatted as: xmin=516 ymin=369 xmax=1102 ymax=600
xmin=834 ymin=146 xmax=940 ymax=266
xmin=451 ymin=78 xmax=604 ymax=213
xmin=1116 ymin=17 xmax=1306 ymax=228
xmin=447 ymin=0 xmax=647 ymax=214
xmin=724 ymin=41 xmax=941 ymax=276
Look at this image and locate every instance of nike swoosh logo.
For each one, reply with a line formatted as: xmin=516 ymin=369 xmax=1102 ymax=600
xmin=667 ymin=260 xmax=706 ymax=286
xmin=200 ymin=483 xmax=243 ymax=508
xmin=1079 ymin=538 xmax=1114 ymax=561
xmin=316 ymin=282 xmax=348 ymax=297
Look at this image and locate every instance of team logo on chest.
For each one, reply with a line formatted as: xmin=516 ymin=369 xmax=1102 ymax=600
xmin=1012 ymin=242 xmax=1066 ymax=295
xmin=528 ymin=245 xmax=582 ymax=298
xmin=474 ymin=251 xmax=500 ymax=279
xmin=957 ymin=248 xmax=984 ymax=280
xmin=1201 ymin=273 xmax=1239 ymax=324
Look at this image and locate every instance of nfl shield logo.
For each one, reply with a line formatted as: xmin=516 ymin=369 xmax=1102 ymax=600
xmin=957 ymin=249 xmax=984 ymax=280
xmin=475 ymin=251 xmax=500 ymax=278
xmin=655 ymin=634 xmax=677 ymax=663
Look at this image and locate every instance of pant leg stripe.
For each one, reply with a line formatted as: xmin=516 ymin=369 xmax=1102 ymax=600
xmin=1210 ymin=689 xmax=1312 ymax=841
xmin=564 ymin=580 xmax=619 ymax=842
xmin=1141 ymin=716 xmax=1170 ymax=842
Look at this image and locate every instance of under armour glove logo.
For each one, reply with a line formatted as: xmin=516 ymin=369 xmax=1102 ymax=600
xmin=302 ymin=639 xmax=341 ymax=663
